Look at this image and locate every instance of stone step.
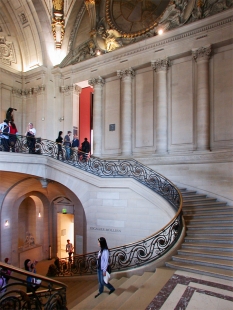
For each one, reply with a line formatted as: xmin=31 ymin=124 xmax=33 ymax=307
xmin=185 ymin=217 xmax=233 ymax=224
xmin=165 ymin=261 xmax=233 ymax=281
xmin=184 ymin=212 xmax=233 ymax=219
xmin=183 ymin=201 xmax=226 ymax=207
xmin=183 ymin=205 xmax=232 ymax=211
xmin=186 ymin=229 xmax=233 ymax=237
xmin=184 ymin=236 xmax=233 ymax=244
xmin=186 ymin=223 xmax=233 ymax=230
xmin=171 ymin=255 xmax=233 ymax=270
xmin=182 ymin=194 xmax=207 ymax=200
xmin=92 ymin=272 xmax=154 ymax=310
xmin=117 ymin=267 xmax=175 ymax=310
xmin=179 ymin=189 xmax=196 ymax=195
xmin=177 ymin=248 xmax=233 ymax=261
xmin=183 ymin=209 xmax=233 ymax=216
xmin=92 ymin=275 xmax=142 ymax=310
xmin=182 ymin=242 xmax=233 ymax=252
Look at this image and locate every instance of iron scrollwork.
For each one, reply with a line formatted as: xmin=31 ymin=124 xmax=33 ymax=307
xmin=0 ymin=134 xmax=183 ymax=275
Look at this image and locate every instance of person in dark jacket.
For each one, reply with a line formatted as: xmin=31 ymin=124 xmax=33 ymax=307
xmin=56 ymin=131 xmax=64 ymax=160
xmin=81 ymin=138 xmax=90 ymax=161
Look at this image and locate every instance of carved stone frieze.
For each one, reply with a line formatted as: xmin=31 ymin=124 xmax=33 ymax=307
xmin=0 ymin=37 xmax=16 ymax=66
xmin=192 ymin=45 xmax=211 ymax=61
xmin=19 ymin=13 xmax=28 ymax=25
xmin=151 ymin=59 xmax=171 ymax=72
xmin=60 ymin=84 xmax=78 ymax=93
xmin=117 ymin=68 xmax=135 ymax=79
xmin=12 ymin=85 xmax=45 ymax=96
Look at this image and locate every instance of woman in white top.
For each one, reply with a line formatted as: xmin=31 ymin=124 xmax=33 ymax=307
xmin=95 ymin=237 xmax=115 ymax=298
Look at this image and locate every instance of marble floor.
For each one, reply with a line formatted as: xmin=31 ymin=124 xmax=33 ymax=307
xmin=146 ymin=270 xmax=233 ymax=310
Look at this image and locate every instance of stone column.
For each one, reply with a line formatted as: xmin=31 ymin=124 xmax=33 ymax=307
xmin=73 ymin=85 xmax=82 ymax=137
xmin=192 ymin=45 xmax=211 ymax=151
xmin=151 ymin=59 xmax=170 ymax=153
xmin=88 ymin=76 xmax=105 ymax=157
xmin=117 ymin=68 xmax=135 ymax=156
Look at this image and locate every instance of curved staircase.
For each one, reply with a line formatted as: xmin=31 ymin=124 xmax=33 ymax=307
xmin=166 ymin=188 xmax=233 ymax=280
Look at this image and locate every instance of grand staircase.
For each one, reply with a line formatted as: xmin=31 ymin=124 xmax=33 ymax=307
xmin=59 ymin=188 xmax=233 ymax=309
xmin=166 ymin=188 xmax=233 ymax=280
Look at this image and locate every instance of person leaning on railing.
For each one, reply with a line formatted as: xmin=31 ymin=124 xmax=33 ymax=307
xmin=25 ymin=123 xmax=36 ymax=154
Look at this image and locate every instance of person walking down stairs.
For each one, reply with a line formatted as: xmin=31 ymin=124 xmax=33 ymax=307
xmin=95 ymin=237 xmax=115 ymax=298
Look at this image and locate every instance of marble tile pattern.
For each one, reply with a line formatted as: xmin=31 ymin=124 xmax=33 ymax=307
xmin=146 ymin=271 xmax=233 ymax=310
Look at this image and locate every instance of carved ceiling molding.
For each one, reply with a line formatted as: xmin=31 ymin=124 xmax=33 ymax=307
xmin=67 ymin=3 xmax=86 ymax=53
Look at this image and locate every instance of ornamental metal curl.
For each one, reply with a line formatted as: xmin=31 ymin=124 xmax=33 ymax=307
xmin=0 ymin=134 xmax=183 ymax=274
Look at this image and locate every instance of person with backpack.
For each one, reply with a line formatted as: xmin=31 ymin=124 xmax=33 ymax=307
xmin=0 ymin=119 xmax=10 ymax=152
xmin=95 ymin=237 xmax=115 ymax=298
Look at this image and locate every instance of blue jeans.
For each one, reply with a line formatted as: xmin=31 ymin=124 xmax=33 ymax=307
xmin=65 ymin=146 xmax=70 ymax=160
xmin=97 ymin=269 xmax=115 ymax=294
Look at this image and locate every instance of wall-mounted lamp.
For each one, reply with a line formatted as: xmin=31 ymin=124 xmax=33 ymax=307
xmin=59 ymin=117 xmax=64 ymax=122
xmin=5 ymin=220 xmax=9 ymax=227
xmin=158 ymin=29 xmax=164 ymax=35
xmin=41 ymin=117 xmax=45 ymax=121
xmin=38 ymin=212 xmax=41 ymax=218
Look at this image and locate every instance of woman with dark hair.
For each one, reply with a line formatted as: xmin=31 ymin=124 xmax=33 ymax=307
xmin=95 ymin=237 xmax=115 ymax=298
xmin=56 ymin=131 xmax=64 ymax=160
xmin=24 ymin=259 xmax=33 ymax=293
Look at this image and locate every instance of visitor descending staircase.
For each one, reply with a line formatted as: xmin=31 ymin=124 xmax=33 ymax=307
xmin=166 ymin=187 xmax=233 ymax=280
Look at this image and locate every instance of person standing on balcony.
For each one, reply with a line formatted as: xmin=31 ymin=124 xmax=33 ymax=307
xmin=66 ymin=239 xmax=74 ymax=262
xmin=95 ymin=237 xmax=115 ymax=298
xmin=81 ymin=137 xmax=90 ymax=161
xmin=9 ymin=121 xmax=18 ymax=152
xmin=64 ymin=131 xmax=72 ymax=160
xmin=25 ymin=123 xmax=36 ymax=154
xmin=56 ymin=131 xmax=64 ymax=160
xmin=72 ymin=134 xmax=79 ymax=161
xmin=0 ymin=119 xmax=10 ymax=152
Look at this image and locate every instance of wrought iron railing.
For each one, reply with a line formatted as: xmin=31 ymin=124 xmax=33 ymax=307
xmin=0 ymin=134 xmax=183 ymax=275
xmin=0 ymin=262 xmax=67 ymax=309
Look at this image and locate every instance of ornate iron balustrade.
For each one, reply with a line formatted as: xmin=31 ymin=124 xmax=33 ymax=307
xmin=0 ymin=134 xmax=183 ymax=275
xmin=0 ymin=262 xmax=67 ymax=309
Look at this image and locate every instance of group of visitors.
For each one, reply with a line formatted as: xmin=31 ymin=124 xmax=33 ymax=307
xmin=56 ymin=130 xmax=90 ymax=161
xmin=0 ymin=107 xmax=37 ymax=154
xmin=0 ymin=108 xmax=18 ymax=152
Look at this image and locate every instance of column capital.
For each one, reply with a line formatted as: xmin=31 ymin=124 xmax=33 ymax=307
xmin=60 ymin=84 xmax=75 ymax=93
xmin=117 ymin=68 xmax=135 ymax=79
xmin=88 ymin=76 xmax=105 ymax=87
xmin=74 ymin=84 xmax=82 ymax=95
xmin=192 ymin=45 xmax=211 ymax=62
xmin=151 ymin=58 xmax=170 ymax=72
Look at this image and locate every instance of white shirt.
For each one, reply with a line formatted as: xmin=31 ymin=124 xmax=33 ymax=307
xmin=0 ymin=122 xmax=10 ymax=139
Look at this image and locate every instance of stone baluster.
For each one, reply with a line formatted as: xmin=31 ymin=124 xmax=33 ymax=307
xmin=117 ymin=68 xmax=135 ymax=156
xmin=192 ymin=45 xmax=211 ymax=151
xmin=151 ymin=59 xmax=170 ymax=153
xmin=88 ymin=76 xmax=105 ymax=156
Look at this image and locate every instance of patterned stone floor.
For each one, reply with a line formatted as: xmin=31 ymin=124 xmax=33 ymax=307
xmin=146 ymin=270 xmax=233 ymax=310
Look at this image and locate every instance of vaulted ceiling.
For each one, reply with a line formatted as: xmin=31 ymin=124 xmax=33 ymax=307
xmin=0 ymin=0 xmax=232 ymax=72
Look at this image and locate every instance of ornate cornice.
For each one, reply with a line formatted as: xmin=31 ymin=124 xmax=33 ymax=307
xmin=88 ymin=76 xmax=105 ymax=87
xmin=60 ymin=84 xmax=81 ymax=93
xmin=151 ymin=58 xmax=170 ymax=72
xmin=192 ymin=45 xmax=211 ymax=61
xmin=117 ymin=68 xmax=135 ymax=79
xmin=12 ymin=85 xmax=45 ymax=96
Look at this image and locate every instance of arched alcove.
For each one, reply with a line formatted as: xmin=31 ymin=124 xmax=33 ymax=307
xmin=18 ymin=196 xmax=44 ymax=249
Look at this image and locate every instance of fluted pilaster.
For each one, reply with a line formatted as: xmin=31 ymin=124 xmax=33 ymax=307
xmin=88 ymin=76 xmax=105 ymax=156
xmin=151 ymin=59 xmax=170 ymax=153
xmin=117 ymin=68 xmax=135 ymax=156
xmin=192 ymin=45 xmax=211 ymax=150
